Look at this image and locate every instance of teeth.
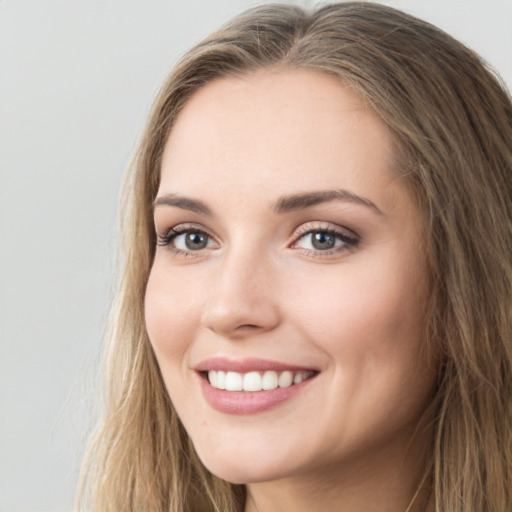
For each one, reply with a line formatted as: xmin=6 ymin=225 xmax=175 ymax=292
xmin=208 ymin=370 xmax=218 ymax=388
xmin=278 ymin=370 xmax=293 ymax=388
xmin=293 ymin=372 xmax=304 ymax=384
xmin=225 ymin=371 xmax=243 ymax=391
xmin=207 ymin=370 xmax=314 ymax=392
xmin=217 ymin=371 xmax=226 ymax=390
xmin=261 ymin=370 xmax=278 ymax=390
xmin=243 ymin=371 xmax=262 ymax=391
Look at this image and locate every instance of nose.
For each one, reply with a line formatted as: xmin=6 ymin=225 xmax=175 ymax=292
xmin=200 ymin=248 xmax=281 ymax=338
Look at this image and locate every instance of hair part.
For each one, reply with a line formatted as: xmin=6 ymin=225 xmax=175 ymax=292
xmin=77 ymin=3 xmax=512 ymax=511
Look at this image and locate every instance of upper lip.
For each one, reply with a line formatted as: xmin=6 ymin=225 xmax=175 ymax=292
xmin=195 ymin=357 xmax=319 ymax=373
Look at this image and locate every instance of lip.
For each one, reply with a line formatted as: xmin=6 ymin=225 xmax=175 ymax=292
xmin=195 ymin=357 xmax=318 ymax=373
xmin=195 ymin=357 xmax=319 ymax=415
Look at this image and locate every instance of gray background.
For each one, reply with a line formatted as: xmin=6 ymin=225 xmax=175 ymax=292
xmin=1 ymin=1 xmax=511 ymax=510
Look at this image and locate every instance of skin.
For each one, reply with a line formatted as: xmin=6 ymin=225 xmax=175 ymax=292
xmin=145 ymin=69 xmax=438 ymax=512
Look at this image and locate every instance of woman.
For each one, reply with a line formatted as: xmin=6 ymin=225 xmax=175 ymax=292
xmin=77 ymin=3 xmax=512 ymax=511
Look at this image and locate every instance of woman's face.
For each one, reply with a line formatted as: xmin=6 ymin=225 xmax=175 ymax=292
xmin=145 ymin=69 xmax=437 ymax=485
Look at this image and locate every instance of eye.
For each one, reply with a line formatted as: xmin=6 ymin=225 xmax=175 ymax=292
xmin=172 ymin=231 xmax=212 ymax=251
xmin=299 ymin=231 xmax=340 ymax=251
xmin=157 ymin=225 xmax=217 ymax=253
xmin=292 ymin=225 xmax=359 ymax=255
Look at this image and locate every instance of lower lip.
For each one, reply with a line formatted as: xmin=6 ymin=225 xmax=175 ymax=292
xmin=199 ymin=374 xmax=316 ymax=415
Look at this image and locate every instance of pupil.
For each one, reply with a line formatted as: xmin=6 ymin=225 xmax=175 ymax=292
xmin=186 ymin=232 xmax=207 ymax=250
xmin=312 ymin=232 xmax=335 ymax=250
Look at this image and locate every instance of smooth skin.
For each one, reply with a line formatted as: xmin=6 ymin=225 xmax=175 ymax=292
xmin=145 ymin=68 xmax=438 ymax=512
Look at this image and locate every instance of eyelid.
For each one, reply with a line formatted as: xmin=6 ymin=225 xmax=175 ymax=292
xmin=155 ymin=221 xmax=360 ymax=258
xmin=293 ymin=221 xmax=358 ymax=239
xmin=290 ymin=222 xmax=360 ymax=256
xmin=156 ymin=222 xmax=219 ymax=253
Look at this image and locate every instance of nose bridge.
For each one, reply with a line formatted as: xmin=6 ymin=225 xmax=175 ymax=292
xmin=201 ymin=241 xmax=279 ymax=336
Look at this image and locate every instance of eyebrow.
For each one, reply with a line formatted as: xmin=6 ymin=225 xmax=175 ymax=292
xmin=153 ymin=194 xmax=213 ymax=216
xmin=272 ymin=189 xmax=384 ymax=215
xmin=153 ymin=189 xmax=383 ymax=216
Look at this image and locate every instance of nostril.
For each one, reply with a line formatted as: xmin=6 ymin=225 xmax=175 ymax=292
xmin=201 ymin=296 xmax=280 ymax=337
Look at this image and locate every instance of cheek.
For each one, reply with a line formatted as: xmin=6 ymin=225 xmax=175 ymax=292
xmin=286 ymin=254 xmax=429 ymax=371
xmin=286 ymin=258 xmax=435 ymax=444
xmin=144 ymin=259 xmax=202 ymax=365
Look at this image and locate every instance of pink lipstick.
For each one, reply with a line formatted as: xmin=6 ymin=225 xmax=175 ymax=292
xmin=195 ymin=358 xmax=319 ymax=414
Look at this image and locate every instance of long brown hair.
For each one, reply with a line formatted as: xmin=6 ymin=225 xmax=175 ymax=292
xmin=77 ymin=3 xmax=512 ymax=511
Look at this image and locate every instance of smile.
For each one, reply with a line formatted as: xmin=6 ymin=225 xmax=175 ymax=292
xmin=207 ymin=369 xmax=316 ymax=391
xmin=195 ymin=359 xmax=320 ymax=414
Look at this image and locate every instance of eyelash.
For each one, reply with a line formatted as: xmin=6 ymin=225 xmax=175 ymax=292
xmin=156 ymin=223 xmax=359 ymax=258
xmin=292 ymin=223 xmax=359 ymax=256
xmin=157 ymin=224 xmax=211 ymax=255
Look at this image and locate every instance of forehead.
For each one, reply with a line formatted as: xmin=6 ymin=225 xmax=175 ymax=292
xmin=159 ymin=68 xmax=399 ymax=207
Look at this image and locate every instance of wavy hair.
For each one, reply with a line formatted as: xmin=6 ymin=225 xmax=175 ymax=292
xmin=77 ymin=3 xmax=512 ymax=511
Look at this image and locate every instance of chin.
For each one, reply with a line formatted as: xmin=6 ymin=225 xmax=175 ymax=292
xmin=195 ymin=447 xmax=295 ymax=485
